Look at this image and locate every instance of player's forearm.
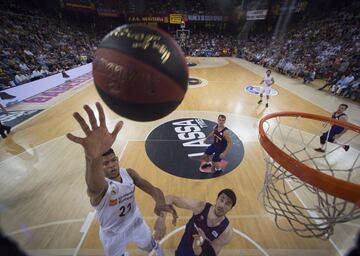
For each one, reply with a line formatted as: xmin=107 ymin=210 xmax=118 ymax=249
xmin=223 ymin=144 xmax=232 ymax=155
xmin=165 ymin=195 xmax=191 ymax=210
xmin=85 ymin=155 xmax=106 ymax=193
xmin=151 ymin=186 xmax=166 ymax=206
xmin=223 ymin=137 xmax=233 ymax=155
xmin=205 ymin=132 xmax=213 ymax=141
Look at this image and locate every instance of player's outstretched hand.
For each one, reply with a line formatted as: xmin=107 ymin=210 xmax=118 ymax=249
xmin=67 ymin=102 xmax=123 ymax=159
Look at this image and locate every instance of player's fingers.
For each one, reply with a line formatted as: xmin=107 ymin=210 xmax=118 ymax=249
xmin=166 ymin=204 xmax=178 ymax=217
xmin=111 ymin=121 xmax=124 ymax=138
xmin=96 ymin=102 xmax=106 ymax=127
xmin=73 ymin=112 xmax=91 ymax=135
xmin=84 ymin=105 xmax=98 ymax=129
xmin=66 ymin=133 xmax=84 ymax=144
xmin=165 ymin=205 xmax=178 ymax=224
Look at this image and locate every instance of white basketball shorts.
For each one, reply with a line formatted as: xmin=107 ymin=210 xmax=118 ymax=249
xmin=260 ymin=86 xmax=272 ymax=96
xmin=99 ymin=216 xmax=152 ymax=256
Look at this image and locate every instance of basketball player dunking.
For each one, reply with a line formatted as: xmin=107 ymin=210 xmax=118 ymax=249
xmin=258 ymin=69 xmax=275 ymax=108
xmin=201 ymin=115 xmax=233 ymax=173
xmin=314 ymin=103 xmax=350 ymax=153
xmin=67 ymin=103 xmax=177 ymax=256
xmin=157 ymin=189 xmax=236 ymax=256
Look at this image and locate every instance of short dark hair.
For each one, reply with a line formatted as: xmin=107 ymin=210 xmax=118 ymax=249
xmin=102 ymin=148 xmax=115 ymax=156
xmin=218 ymin=114 xmax=226 ymax=120
xmin=340 ymin=104 xmax=348 ymax=109
xmin=217 ymin=189 xmax=236 ymax=207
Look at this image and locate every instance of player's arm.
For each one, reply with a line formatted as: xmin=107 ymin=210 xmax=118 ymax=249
xmin=221 ymin=130 xmax=233 ymax=157
xmin=210 ymin=225 xmax=233 ymax=255
xmin=66 ymin=103 xmax=123 ymax=207
xmin=165 ymin=195 xmax=206 ymax=215
xmin=271 ymin=77 xmax=275 ymax=85
xmin=127 ymin=168 xmax=177 ymax=217
xmin=335 ymin=115 xmax=349 ymax=137
xmin=204 ymin=130 xmax=214 ymax=142
xmin=86 ymin=156 xmax=108 ymax=207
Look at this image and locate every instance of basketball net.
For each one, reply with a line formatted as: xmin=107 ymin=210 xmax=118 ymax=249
xmin=259 ymin=112 xmax=360 ymax=239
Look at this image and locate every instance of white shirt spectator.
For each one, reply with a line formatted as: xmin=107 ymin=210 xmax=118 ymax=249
xmin=19 ymin=63 xmax=30 ymax=71
xmin=15 ymin=74 xmax=25 ymax=84
xmin=24 ymin=50 xmax=34 ymax=56
xmin=31 ymin=70 xmax=43 ymax=80
xmin=40 ymin=68 xmax=49 ymax=77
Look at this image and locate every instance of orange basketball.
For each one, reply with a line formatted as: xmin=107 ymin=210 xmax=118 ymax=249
xmin=92 ymin=24 xmax=188 ymax=122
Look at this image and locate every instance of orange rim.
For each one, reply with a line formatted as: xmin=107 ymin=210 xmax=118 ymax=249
xmin=259 ymin=112 xmax=360 ymax=207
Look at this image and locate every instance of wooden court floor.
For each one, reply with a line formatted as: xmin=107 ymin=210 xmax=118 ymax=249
xmin=0 ymin=58 xmax=358 ymax=256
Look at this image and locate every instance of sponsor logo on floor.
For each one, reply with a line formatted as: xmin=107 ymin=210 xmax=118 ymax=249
xmin=245 ymin=85 xmax=278 ymax=96
xmin=145 ymin=118 xmax=244 ymax=179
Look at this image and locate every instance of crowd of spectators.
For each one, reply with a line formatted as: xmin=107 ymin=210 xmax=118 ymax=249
xmin=1 ymin=0 xmax=359 ymax=102
xmin=235 ymin=3 xmax=360 ymax=101
xmin=0 ymin=4 xmax=101 ymax=90
xmin=175 ymin=31 xmax=237 ymax=57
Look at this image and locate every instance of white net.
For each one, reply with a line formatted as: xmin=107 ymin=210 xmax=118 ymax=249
xmin=259 ymin=112 xmax=360 ymax=239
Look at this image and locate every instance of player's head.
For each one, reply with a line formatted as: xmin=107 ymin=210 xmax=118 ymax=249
xmin=214 ymin=189 xmax=236 ymax=217
xmin=266 ymin=70 xmax=271 ymax=76
xmin=337 ymin=104 xmax=348 ymax=113
xmin=102 ymin=148 xmax=120 ymax=179
xmin=217 ymin=114 xmax=226 ymax=126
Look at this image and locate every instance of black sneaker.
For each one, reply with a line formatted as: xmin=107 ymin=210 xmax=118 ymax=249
xmin=314 ymin=148 xmax=325 ymax=153
xmin=5 ymin=127 xmax=11 ymax=134
xmin=201 ymin=163 xmax=212 ymax=169
xmin=265 ymin=103 xmax=269 ymax=108
xmin=344 ymin=145 xmax=350 ymax=151
xmin=257 ymin=100 xmax=262 ymax=104
xmin=214 ymin=168 xmax=223 ymax=173
xmin=1 ymin=133 xmax=6 ymax=138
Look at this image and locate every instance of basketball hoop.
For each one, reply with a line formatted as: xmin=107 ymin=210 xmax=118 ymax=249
xmin=258 ymin=112 xmax=360 ymax=239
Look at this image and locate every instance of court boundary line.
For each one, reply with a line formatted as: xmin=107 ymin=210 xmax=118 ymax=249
xmin=7 ymin=219 xmax=85 ymax=236
xmin=285 ymin=180 xmax=342 ymax=255
xmin=149 ymin=225 xmax=270 ymax=256
xmin=73 ymin=212 xmax=96 ymax=256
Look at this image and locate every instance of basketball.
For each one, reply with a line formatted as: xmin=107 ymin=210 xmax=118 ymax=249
xmin=92 ymin=24 xmax=189 ymax=122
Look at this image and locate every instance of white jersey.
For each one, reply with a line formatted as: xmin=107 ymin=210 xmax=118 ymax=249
xmin=95 ymin=168 xmax=141 ymax=233
xmin=263 ymin=74 xmax=274 ymax=86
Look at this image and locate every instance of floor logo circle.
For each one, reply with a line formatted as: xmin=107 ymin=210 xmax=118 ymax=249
xmin=188 ymin=76 xmax=208 ymax=88
xmin=145 ymin=118 xmax=244 ymax=179
xmin=245 ymin=85 xmax=278 ymax=96
xmin=187 ymin=62 xmax=197 ymax=67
